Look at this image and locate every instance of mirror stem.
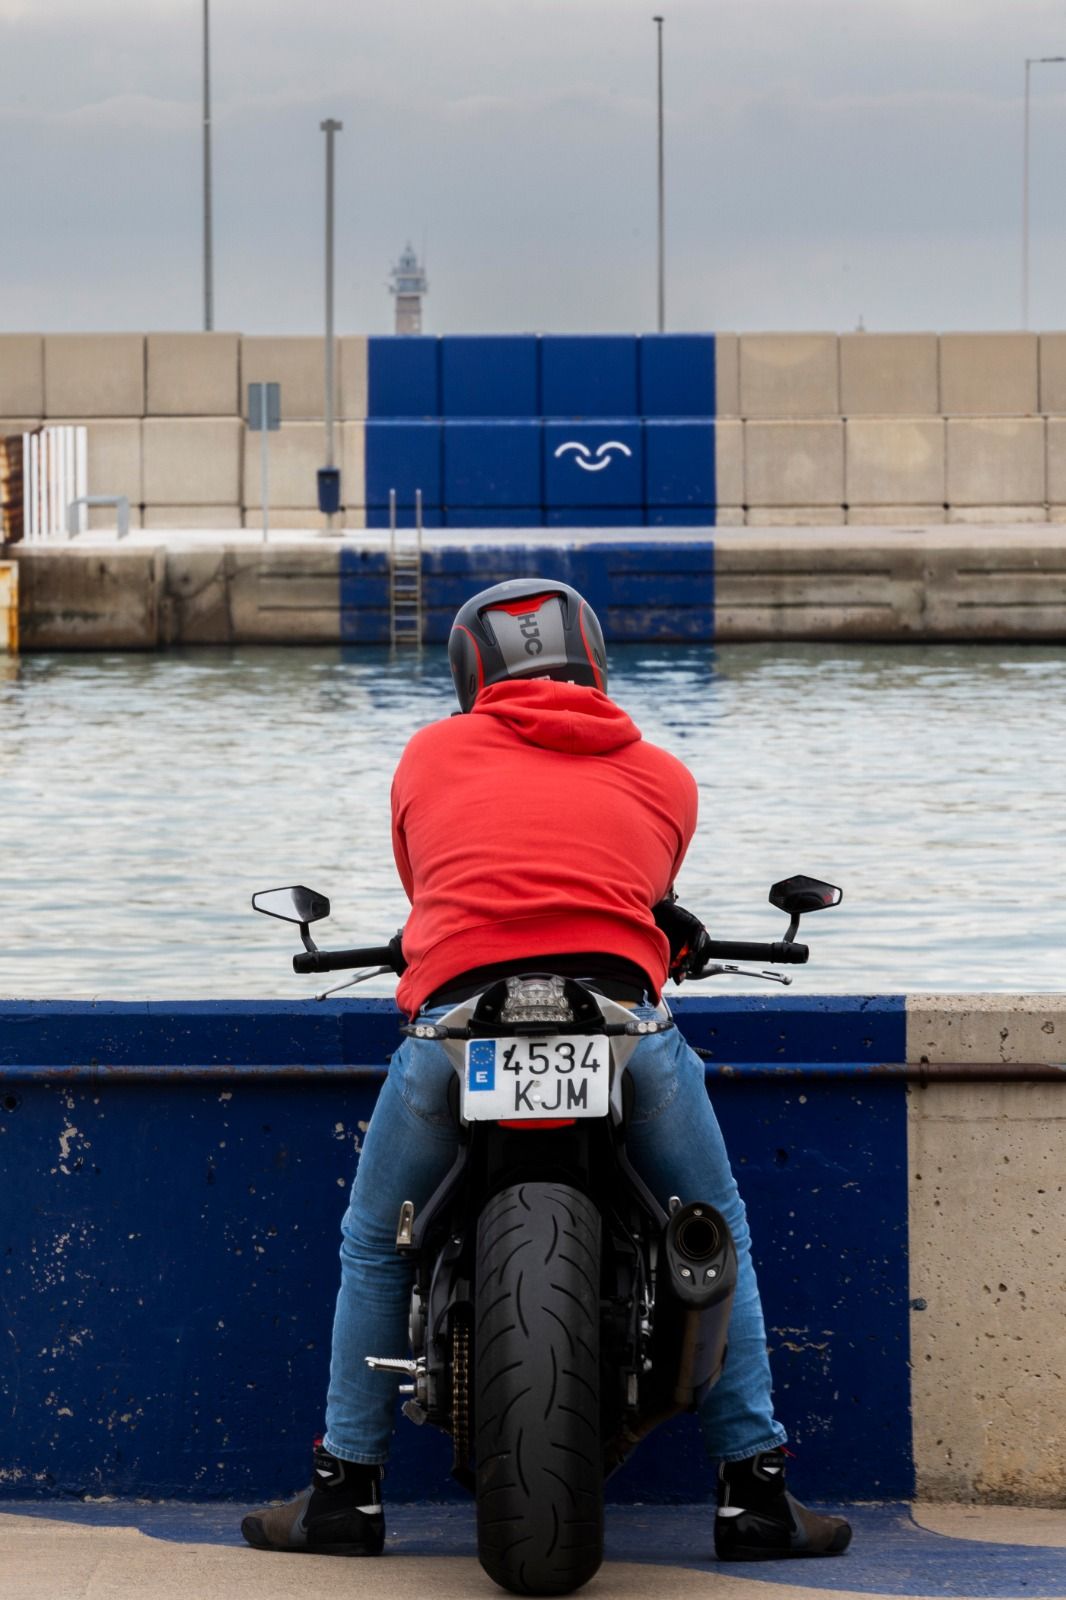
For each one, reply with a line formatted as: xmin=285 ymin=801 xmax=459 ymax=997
xmin=783 ymin=913 xmax=801 ymax=944
xmin=298 ymin=921 xmax=320 ymax=955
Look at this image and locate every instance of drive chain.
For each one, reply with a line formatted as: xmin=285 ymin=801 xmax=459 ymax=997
xmin=452 ymin=1316 xmax=470 ymax=1473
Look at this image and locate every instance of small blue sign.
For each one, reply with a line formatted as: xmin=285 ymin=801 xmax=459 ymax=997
xmin=468 ymin=1041 xmax=496 ymax=1092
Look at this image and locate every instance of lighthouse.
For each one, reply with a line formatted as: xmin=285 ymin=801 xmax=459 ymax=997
xmin=389 ymin=243 xmax=428 ymax=335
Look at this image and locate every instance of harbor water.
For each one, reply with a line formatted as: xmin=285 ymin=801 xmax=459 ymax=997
xmin=2 ymin=642 xmax=1064 ymax=999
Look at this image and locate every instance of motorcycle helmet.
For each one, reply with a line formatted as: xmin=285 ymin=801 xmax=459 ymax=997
xmin=448 ymin=578 xmax=608 ymax=713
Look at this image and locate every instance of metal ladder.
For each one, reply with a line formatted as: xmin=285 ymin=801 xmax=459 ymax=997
xmin=388 ymin=487 xmax=424 ymax=649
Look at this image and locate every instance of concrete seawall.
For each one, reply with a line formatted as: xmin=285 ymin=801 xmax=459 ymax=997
xmin=10 ymin=331 xmax=1066 ymax=531
xmin=5 ymin=526 xmax=1066 ymax=649
xmin=2 ymin=993 xmax=1063 ymax=1506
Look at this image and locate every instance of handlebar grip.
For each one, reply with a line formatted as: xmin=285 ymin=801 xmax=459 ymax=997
xmin=293 ymin=945 xmax=397 ymax=975
xmin=698 ymin=939 xmax=809 ymax=966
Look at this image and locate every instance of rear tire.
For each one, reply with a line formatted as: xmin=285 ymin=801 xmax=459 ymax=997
xmin=475 ymin=1182 xmax=603 ymax=1596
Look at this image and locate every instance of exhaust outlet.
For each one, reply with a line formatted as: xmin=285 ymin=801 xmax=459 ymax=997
xmin=605 ymin=1200 xmax=737 ymax=1475
xmin=659 ymin=1201 xmax=737 ymax=1406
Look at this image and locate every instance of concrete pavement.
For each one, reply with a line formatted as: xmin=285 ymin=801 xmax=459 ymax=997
xmin=2 ymin=1502 xmax=1064 ymax=1600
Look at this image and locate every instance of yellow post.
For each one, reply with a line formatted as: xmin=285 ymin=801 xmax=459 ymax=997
xmin=0 ymin=561 xmax=19 ymax=653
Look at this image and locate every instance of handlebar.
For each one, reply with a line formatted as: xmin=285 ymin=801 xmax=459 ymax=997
xmin=292 ymin=936 xmax=808 ymax=979
xmin=293 ymin=945 xmax=398 ymax=975
xmin=696 ymin=939 xmax=809 ymax=967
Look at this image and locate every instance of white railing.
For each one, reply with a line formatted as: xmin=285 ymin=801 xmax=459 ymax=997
xmin=22 ymin=426 xmax=88 ymax=540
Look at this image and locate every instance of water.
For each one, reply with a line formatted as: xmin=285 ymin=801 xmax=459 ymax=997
xmin=2 ymin=643 xmax=1064 ymax=999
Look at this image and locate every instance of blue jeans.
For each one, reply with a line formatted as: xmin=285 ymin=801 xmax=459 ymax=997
xmin=323 ymin=1007 xmax=787 ymax=1467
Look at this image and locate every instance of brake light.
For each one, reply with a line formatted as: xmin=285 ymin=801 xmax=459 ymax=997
xmin=498 ymin=1118 xmax=577 ymax=1131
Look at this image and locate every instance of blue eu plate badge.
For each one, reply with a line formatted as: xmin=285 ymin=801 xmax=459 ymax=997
xmin=468 ymin=1040 xmax=496 ymax=1093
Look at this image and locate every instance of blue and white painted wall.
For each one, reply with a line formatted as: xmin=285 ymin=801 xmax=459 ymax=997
xmin=12 ymin=330 xmax=1066 ymax=532
xmin=360 ymin=333 xmax=731 ymax=528
xmin=2 ymin=994 xmax=1062 ymax=1507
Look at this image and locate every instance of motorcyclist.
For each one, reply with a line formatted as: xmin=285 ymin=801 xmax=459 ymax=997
xmin=241 ymin=578 xmax=852 ymax=1563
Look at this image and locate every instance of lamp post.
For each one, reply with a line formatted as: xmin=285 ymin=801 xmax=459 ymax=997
xmin=320 ymin=118 xmax=343 ymax=528
xmin=202 ymin=0 xmax=213 ymax=331
xmin=1022 ymin=55 xmax=1066 ymax=329
xmin=653 ymin=15 xmax=665 ymax=333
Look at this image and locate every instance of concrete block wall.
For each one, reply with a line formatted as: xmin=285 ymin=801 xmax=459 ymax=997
xmin=0 ymin=334 xmax=372 ymax=532
xmin=906 ymin=996 xmax=1066 ymax=1505
xmin=7 ymin=330 xmax=1066 ymax=528
xmin=357 ymin=328 xmax=1066 ymax=527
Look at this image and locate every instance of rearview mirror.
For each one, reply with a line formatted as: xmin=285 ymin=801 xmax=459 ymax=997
xmin=769 ymin=875 xmax=843 ymax=916
xmin=252 ymin=885 xmax=331 ymax=925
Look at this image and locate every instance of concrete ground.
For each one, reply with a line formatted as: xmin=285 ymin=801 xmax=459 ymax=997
xmin=1 ymin=1502 xmax=1064 ymax=1600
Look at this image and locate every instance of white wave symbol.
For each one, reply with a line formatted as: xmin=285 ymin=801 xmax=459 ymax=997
xmin=553 ymin=439 xmax=633 ymax=473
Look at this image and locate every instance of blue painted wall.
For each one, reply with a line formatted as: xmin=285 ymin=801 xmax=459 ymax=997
xmin=364 ymin=334 xmax=718 ymax=528
xmin=0 ymin=997 xmax=911 ymax=1505
xmin=338 ymin=541 xmax=716 ymax=645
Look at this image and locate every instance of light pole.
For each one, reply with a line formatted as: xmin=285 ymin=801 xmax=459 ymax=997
xmin=653 ymin=15 xmax=665 ymax=332
xmin=202 ymin=0 xmax=213 ymax=331
xmin=1022 ymin=55 xmax=1065 ymax=328
xmin=321 ymin=118 xmax=343 ymax=524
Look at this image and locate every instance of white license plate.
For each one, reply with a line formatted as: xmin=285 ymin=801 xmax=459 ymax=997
xmin=463 ymin=1034 xmax=610 ymax=1121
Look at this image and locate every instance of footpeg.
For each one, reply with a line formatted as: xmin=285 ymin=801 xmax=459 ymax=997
xmin=365 ymin=1355 xmax=422 ymax=1376
xmin=396 ymin=1200 xmax=415 ymax=1247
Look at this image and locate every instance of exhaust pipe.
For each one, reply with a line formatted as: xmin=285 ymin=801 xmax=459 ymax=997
xmin=605 ymin=1201 xmax=737 ymax=1473
xmin=659 ymin=1200 xmax=737 ymax=1406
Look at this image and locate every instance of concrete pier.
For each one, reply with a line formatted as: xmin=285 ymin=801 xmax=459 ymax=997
xmin=4 ymin=525 xmax=1066 ymax=649
xmin=3 ymin=1500 xmax=1065 ymax=1600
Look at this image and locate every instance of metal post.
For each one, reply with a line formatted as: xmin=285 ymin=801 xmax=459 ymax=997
xmin=1023 ymin=58 xmax=1031 ymax=329
xmin=654 ymin=15 xmax=665 ymax=333
xmin=1022 ymin=56 xmax=1066 ymax=329
xmin=321 ymin=118 xmax=343 ymax=522
xmin=259 ymin=383 xmax=269 ymax=545
xmin=203 ymin=0 xmax=213 ymax=332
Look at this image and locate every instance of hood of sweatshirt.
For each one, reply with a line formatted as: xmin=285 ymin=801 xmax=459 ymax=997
xmin=471 ymin=679 xmax=642 ymax=756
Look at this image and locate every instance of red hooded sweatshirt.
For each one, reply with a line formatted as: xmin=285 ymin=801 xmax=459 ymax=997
xmin=391 ymin=679 xmax=698 ymax=1016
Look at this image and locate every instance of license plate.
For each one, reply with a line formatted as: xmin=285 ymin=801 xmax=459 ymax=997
xmin=463 ymin=1034 xmax=610 ymax=1121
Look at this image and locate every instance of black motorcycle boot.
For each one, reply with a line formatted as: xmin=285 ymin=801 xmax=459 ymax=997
xmin=715 ymin=1447 xmax=852 ymax=1561
xmin=241 ymin=1440 xmax=385 ymax=1556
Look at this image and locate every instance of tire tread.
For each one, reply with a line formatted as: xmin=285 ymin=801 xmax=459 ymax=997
xmin=475 ymin=1182 xmax=603 ymax=1595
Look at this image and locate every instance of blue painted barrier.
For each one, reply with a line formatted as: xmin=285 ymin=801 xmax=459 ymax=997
xmin=544 ymin=420 xmax=644 ymax=512
xmin=364 ymin=420 xmax=443 ymax=514
xmin=364 ymin=334 xmax=719 ymax=527
xmin=639 ymin=333 xmax=717 ymax=417
xmin=367 ymin=335 xmax=440 ymax=418
xmin=1 ymin=997 xmax=911 ymax=1505
xmin=440 ymin=335 xmax=539 ymax=418
xmin=442 ymin=419 xmax=542 ymax=510
xmin=540 ymin=334 xmax=640 ymax=418
xmin=645 ymin=419 xmax=717 ymax=510
xmin=443 ymin=507 xmax=544 ymax=528
xmin=336 ymin=540 xmax=716 ymax=643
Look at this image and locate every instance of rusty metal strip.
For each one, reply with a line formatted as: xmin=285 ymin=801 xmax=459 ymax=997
xmin=696 ymin=1055 xmax=1066 ymax=1083
xmin=4 ymin=1059 xmax=1064 ymax=1086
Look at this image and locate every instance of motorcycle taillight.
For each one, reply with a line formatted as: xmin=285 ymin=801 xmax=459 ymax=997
xmin=498 ymin=975 xmax=574 ymax=1025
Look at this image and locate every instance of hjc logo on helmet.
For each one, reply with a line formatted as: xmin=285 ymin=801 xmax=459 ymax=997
xmin=518 ymin=613 xmax=543 ymax=656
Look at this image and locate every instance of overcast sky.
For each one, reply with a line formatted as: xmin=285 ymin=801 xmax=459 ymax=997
xmin=2 ymin=0 xmax=1065 ymax=335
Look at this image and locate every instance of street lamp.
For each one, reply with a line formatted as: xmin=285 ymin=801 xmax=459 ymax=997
xmin=1022 ymin=55 xmax=1066 ymax=329
xmin=320 ymin=118 xmax=343 ymax=527
xmin=653 ymin=16 xmax=665 ymax=333
xmin=203 ymin=0 xmax=213 ymax=331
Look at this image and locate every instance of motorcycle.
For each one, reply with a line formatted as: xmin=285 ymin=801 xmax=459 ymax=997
xmin=253 ymin=874 xmax=842 ymax=1596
